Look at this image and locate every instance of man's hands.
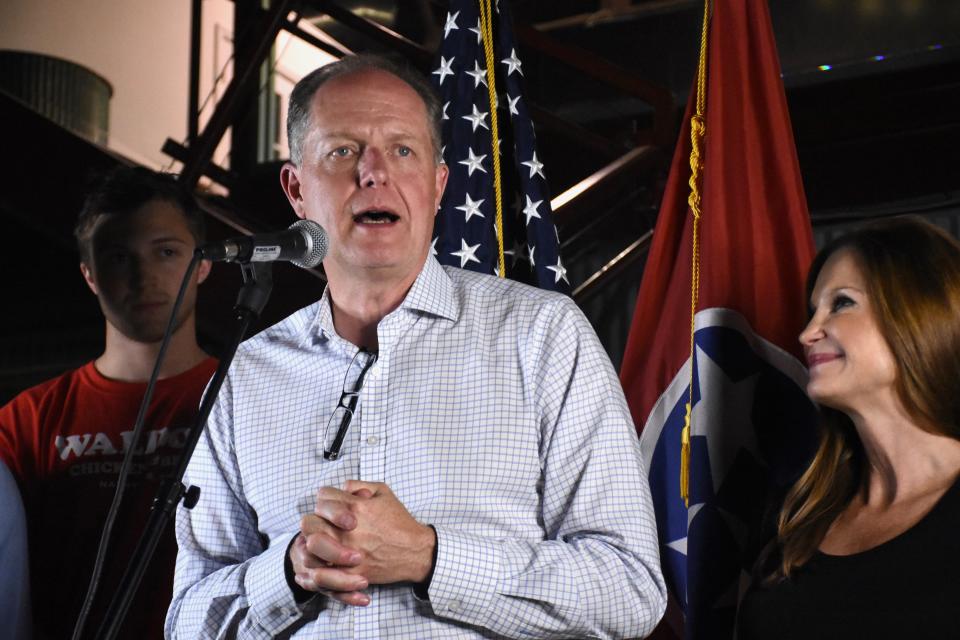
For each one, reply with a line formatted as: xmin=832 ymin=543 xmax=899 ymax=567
xmin=288 ymin=481 xmax=436 ymax=606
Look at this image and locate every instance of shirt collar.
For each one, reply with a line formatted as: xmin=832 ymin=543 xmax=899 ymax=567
xmin=314 ymin=288 xmax=336 ymax=343
xmin=399 ymin=255 xmax=459 ymax=322
xmin=311 ymin=255 xmax=459 ymax=343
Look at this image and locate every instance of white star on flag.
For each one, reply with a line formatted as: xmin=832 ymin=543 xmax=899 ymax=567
xmin=693 ymin=344 xmax=762 ymax=490
xmin=458 ymin=147 xmax=487 ymax=176
xmin=430 ymin=237 xmax=438 ymax=257
xmin=501 ymin=48 xmax=523 ymax=76
xmin=455 ymin=193 xmax=485 ymax=221
xmin=506 ymin=94 xmax=520 ymax=116
xmin=469 ymin=19 xmax=482 ymax=44
xmin=433 ymin=56 xmax=455 ymax=86
xmin=462 ymin=104 xmax=489 ymax=132
xmin=442 ymin=101 xmax=450 ymax=120
xmin=465 ymin=60 xmax=488 ymax=88
xmin=546 ymin=255 xmax=568 ymax=284
xmin=444 ymin=11 xmax=459 ymax=38
xmin=521 ymin=151 xmax=545 ymax=179
xmin=451 ymin=238 xmax=482 ymax=267
xmin=527 ymin=244 xmax=536 ymax=267
xmin=522 ymin=195 xmax=543 ymax=224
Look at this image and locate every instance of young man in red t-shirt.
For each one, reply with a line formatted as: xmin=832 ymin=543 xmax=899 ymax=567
xmin=0 ymin=167 xmax=216 ymax=639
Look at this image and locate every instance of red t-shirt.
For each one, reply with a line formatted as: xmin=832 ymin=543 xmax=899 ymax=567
xmin=0 ymin=357 xmax=217 ymax=640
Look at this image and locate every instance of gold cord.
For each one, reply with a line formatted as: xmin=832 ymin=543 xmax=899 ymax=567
xmin=478 ymin=0 xmax=506 ymax=277
xmin=681 ymin=0 xmax=711 ymax=507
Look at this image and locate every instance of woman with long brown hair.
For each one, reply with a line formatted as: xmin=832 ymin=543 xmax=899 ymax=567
xmin=737 ymin=216 xmax=960 ymax=638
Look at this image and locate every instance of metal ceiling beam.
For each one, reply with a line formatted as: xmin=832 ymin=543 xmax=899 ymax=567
xmin=534 ymin=0 xmax=701 ymax=32
xmin=282 ymin=18 xmax=354 ymax=58
xmin=305 ymin=0 xmax=433 ymax=68
xmin=514 ymin=23 xmax=675 ymax=147
xmin=179 ymin=0 xmax=296 ymax=189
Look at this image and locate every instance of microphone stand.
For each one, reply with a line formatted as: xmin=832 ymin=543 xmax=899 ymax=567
xmin=94 ymin=261 xmax=274 ymax=640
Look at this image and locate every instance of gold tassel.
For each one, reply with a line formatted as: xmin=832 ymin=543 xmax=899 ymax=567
xmin=681 ymin=401 xmax=692 ymax=507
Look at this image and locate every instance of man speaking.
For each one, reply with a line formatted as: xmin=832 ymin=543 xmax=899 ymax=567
xmin=167 ymin=55 xmax=666 ymax=639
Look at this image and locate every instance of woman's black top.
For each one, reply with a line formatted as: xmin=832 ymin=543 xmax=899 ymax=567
xmin=737 ymin=479 xmax=960 ymax=640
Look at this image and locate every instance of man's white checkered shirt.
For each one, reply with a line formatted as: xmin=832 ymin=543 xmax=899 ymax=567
xmin=166 ymin=256 xmax=666 ymax=639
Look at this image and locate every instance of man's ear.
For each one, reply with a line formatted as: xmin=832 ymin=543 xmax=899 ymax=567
xmin=280 ymin=162 xmax=306 ymax=220
xmin=79 ymin=262 xmax=98 ymax=296
xmin=196 ymin=259 xmax=212 ymax=285
xmin=434 ymin=162 xmax=449 ymax=214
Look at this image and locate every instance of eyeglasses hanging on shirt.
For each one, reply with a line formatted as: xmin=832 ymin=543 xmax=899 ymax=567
xmin=323 ymin=348 xmax=378 ymax=460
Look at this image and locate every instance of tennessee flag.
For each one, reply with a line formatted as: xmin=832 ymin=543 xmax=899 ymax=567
xmin=620 ymin=0 xmax=818 ymax=637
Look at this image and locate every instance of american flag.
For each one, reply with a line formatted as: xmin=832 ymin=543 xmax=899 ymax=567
xmin=431 ymin=0 xmax=569 ymax=293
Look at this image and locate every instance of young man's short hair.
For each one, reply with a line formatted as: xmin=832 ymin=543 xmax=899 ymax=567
xmin=74 ymin=166 xmax=206 ymax=263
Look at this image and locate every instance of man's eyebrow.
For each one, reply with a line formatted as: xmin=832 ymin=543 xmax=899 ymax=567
xmin=97 ymin=236 xmax=190 ymax=250
xmin=386 ymin=130 xmax=422 ymax=142
xmin=150 ymin=236 xmax=190 ymax=244
xmin=316 ymin=129 xmax=419 ymax=141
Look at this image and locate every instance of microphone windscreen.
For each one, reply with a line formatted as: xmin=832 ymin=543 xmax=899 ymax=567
xmin=289 ymin=219 xmax=328 ymax=268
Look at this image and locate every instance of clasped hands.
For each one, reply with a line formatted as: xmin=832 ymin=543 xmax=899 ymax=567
xmin=288 ymin=480 xmax=436 ymax=606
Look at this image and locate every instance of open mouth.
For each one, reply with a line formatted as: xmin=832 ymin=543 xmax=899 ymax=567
xmin=353 ymin=210 xmax=400 ymax=225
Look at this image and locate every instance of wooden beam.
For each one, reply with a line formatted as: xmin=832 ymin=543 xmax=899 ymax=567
xmin=573 ymin=231 xmax=652 ymax=304
xmin=528 ymin=103 xmax=621 ymax=160
xmin=551 ymin=145 xmax=660 ymax=228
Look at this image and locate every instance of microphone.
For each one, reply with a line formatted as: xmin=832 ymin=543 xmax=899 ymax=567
xmin=199 ymin=220 xmax=328 ymax=268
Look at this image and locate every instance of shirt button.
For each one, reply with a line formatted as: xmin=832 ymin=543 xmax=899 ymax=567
xmin=366 ymin=435 xmax=379 ymax=445
xmin=448 ymin=601 xmax=462 ymax=613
